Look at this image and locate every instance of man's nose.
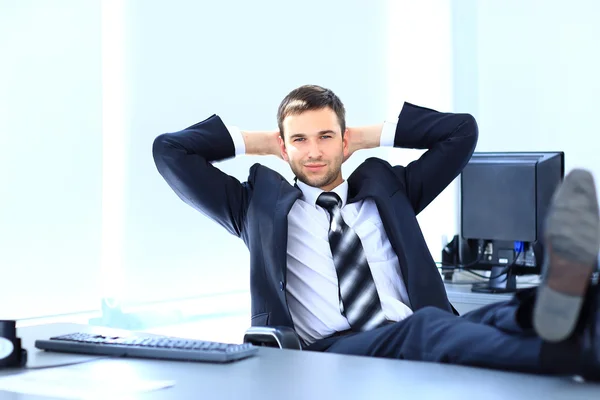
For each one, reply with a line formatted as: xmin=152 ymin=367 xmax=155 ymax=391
xmin=307 ymin=140 xmax=322 ymax=158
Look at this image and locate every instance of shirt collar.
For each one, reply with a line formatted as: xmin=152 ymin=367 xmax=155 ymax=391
xmin=296 ymin=179 xmax=349 ymax=208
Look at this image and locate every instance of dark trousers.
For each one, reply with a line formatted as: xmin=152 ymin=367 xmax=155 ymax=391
xmin=305 ymin=288 xmax=579 ymax=375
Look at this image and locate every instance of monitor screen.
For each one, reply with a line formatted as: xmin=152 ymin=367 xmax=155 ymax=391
xmin=459 ymin=151 xmax=564 ymax=276
xmin=461 ymin=152 xmax=564 ymax=242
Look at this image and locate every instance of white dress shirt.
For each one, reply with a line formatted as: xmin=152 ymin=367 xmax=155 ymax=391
xmin=228 ymin=119 xmax=413 ymax=345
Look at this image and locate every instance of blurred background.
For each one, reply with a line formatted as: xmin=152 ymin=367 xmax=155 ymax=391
xmin=1 ymin=0 xmax=599 ymax=343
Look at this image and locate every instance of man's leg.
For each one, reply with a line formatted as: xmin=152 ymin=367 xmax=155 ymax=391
xmin=460 ymin=288 xmax=537 ymax=334
xmin=314 ymin=303 xmax=569 ymax=375
xmin=309 ymin=289 xmax=587 ymax=376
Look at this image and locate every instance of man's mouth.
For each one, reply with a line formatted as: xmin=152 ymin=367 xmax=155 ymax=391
xmin=304 ymin=164 xmax=326 ymax=171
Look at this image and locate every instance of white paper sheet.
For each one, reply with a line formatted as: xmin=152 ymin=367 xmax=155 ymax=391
xmin=0 ymin=366 xmax=175 ymax=399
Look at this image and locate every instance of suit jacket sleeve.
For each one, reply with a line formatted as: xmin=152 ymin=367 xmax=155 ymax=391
xmin=392 ymin=103 xmax=479 ymax=214
xmin=152 ymin=114 xmax=251 ymax=237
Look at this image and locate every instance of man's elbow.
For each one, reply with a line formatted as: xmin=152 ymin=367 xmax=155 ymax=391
xmin=152 ymin=133 xmax=173 ymax=172
xmin=459 ymin=113 xmax=479 ymax=148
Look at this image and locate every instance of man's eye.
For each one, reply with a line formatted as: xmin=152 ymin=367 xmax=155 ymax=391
xmin=321 ymin=135 xmax=332 ymax=139
xmin=293 ymin=138 xmax=305 ymax=142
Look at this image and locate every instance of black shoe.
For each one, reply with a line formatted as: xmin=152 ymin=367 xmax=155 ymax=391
xmin=533 ymin=169 xmax=600 ymax=342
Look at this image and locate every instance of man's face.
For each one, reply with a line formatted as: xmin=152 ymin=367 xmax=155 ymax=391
xmin=278 ymin=107 xmax=348 ymax=191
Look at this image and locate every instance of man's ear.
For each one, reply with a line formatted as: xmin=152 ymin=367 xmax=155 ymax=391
xmin=277 ymin=135 xmax=289 ymax=162
xmin=342 ymin=128 xmax=350 ymax=159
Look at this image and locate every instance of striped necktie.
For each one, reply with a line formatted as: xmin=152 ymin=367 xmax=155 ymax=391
xmin=317 ymin=192 xmax=387 ymax=331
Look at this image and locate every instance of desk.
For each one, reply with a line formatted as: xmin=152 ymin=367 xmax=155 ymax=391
xmin=445 ymin=283 xmax=513 ymax=314
xmin=1 ymin=323 xmax=599 ymax=399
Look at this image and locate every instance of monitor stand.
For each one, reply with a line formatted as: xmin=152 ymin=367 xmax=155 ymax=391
xmin=471 ymin=265 xmax=517 ymax=293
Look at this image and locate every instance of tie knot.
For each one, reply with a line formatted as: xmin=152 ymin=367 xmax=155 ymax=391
xmin=317 ymin=192 xmax=342 ymax=213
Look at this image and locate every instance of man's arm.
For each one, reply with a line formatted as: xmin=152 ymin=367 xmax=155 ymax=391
xmin=393 ymin=103 xmax=478 ymax=214
xmin=347 ymin=103 xmax=478 ymax=214
xmin=153 ymin=115 xmax=275 ymax=237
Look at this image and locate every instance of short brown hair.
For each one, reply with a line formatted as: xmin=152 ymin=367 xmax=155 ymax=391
xmin=277 ymin=84 xmax=346 ymax=139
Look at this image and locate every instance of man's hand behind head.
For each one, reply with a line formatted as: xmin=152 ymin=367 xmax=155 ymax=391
xmin=242 ymin=130 xmax=282 ymax=158
xmin=343 ymin=125 xmax=382 ymax=163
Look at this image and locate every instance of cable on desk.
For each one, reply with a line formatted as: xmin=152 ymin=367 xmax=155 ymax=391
xmin=443 ymin=279 xmax=487 ymax=285
xmin=437 ymin=250 xmax=523 ymax=281
xmin=436 ymin=239 xmax=488 ymax=270
xmin=437 ymin=263 xmax=494 ymax=279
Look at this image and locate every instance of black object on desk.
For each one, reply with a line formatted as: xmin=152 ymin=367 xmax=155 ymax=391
xmin=0 ymin=320 xmax=27 ymax=368
xmin=459 ymin=151 xmax=564 ymax=293
xmin=35 ymin=332 xmax=257 ymax=363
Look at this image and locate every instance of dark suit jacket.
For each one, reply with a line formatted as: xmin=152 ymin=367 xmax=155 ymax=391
xmin=153 ymin=103 xmax=478 ymax=329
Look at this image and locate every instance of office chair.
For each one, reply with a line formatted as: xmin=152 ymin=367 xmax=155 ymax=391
xmin=243 ymin=326 xmax=303 ymax=350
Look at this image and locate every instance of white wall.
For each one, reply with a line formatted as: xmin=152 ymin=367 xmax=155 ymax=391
xmin=0 ymin=0 xmax=102 ymax=319
xmin=0 ymin=0 xmax=462 ymax=322
xmin=14 ymin=0 xmax=584 ymax=323
xmin=385 ymin=0 xmax=456 ymax=262
xmin=452 ymin=0 xmax=600 ymax=191
xmin=120 ymin=0 xmax=392 ymax=306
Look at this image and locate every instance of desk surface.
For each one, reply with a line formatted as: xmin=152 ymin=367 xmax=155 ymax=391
xmin=445 ymin=282 xmax=514 ymax=314
xmin=1 ymin=323 xmax=599 ymax=400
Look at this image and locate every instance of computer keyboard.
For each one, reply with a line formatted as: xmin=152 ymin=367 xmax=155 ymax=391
xmin=35 ymin=332 xmax=258 ymax=363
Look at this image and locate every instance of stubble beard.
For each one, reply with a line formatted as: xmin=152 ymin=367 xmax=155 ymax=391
xmin=291 ymin=160 xmax=342 ymax=189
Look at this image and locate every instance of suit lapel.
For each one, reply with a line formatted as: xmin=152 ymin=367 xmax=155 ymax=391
xmin=273 ymin=181 xmax=302 ymax=281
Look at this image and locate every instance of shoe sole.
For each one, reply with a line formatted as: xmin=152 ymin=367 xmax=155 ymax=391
xmin=533 ymin=169 xmax=600 ymax=342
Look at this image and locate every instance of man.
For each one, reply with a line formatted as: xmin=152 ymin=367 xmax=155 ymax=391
xmin=153 ymin=84 xmax=600 ymax=379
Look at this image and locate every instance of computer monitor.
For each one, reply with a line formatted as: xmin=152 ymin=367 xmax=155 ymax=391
xmin=459 ymin=151 xmax=564 ymax=293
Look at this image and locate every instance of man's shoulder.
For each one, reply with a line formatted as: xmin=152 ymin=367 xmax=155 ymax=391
xmin=349 ymin=157 xmax=407 ymax=190
xmin=247 ymin=162 xmax=293 ymax=187
xmin=353 ymin=157 xmax=397 ymax=176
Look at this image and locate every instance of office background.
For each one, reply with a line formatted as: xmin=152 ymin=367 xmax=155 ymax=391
xmin=1 ymin=0 xmax=598 ymax=342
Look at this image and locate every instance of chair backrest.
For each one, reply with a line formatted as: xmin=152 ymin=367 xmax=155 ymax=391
xmin=243 ymin=326 xmax=302 ymax=350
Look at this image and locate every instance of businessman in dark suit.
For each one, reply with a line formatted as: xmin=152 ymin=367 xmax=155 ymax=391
xmin=153 ymin=84 xmax=600 ymax=379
